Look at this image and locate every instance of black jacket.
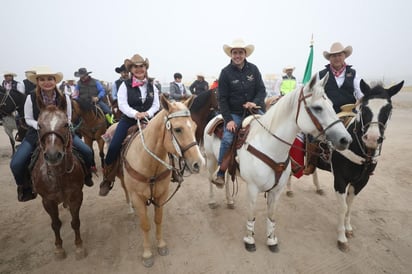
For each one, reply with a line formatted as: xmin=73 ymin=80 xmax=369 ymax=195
xmin=218 ymin=60 xmax=266 ymax=123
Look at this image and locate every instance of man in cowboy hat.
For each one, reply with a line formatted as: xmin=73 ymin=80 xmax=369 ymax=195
xmin=189 ymin=73 xmax=209 ymax=96
xmin=277 ymin=65 xmax=297 ymax=96
xmin=212 ymin=38 xmax=266 ymax=187
xmin=73 ymin=67 xmax=114 ymax=124
xmin=112 ymin=64 xmax=129 ymax=101
xmin=304 ymin=41 xmax=363 ymax=175
xmin=2 ymin=72 xmax=25 ymax=94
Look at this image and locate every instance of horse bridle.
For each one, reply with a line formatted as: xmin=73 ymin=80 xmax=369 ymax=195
xmin=39 ymin=125 xmax=71 ymax=153
xmin=296 ymin=87 xmax=343 ymax=141
xmin=0 ymin=90 xmax=18 ymax=116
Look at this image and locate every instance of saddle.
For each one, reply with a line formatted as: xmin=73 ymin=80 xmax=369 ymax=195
xmin=209 ymin=115 xmax=257 ymax=181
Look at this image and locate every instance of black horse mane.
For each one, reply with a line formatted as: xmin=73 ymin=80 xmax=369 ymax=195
xmin=190 ymin=91 xmax=210 ymax=112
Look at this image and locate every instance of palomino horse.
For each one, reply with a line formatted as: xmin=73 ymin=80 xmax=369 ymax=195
xmin=31 ymin=105 xmax=86 ymax=259
xmin=301 ymin=80 xmax=402 ymax=252
xmin=71 ymin=100 xmax=106 ymax=167
xmin=0 ymin=87 xmax=27 ymax=155
xmin=203 ymin=73 xmax=352 ymax=252
xmin=123 ymin=94 xmax=204 ymax=267
xmin=189 ymin=89 xmax=219 ymax=145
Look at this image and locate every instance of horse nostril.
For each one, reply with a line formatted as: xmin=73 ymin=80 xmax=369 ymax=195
xmin=44 ymin=153 xmax=49 ymax=161
xmin=377 ymin=137 xmax=384 ymax=144
xmin=192 ymin=163 xmax=200 ymax=173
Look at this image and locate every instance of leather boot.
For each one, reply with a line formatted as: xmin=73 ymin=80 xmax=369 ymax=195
xmin=99 ymin=163 xmax=116 ymax=196
xmin=303 ymin=142 xmax=320 ymax=175
xmin=17 ymin=185 xmax=37 ymax=202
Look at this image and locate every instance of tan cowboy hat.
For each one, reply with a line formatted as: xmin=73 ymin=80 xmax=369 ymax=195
xmin=27 ymin=67 xmax=63 ymax=84
xmin=223 ymin=38 xmax=255 ymax=57
xmin=3 ymin=72 xmax=17 ymax=77
xmin=282 ymin=65 xmax=295 ymax=73
xmin=323 ymin=42 xmax=353 ymax=60
xmin=74 ymin=67 xmax=92 ymax=78
xmin=124 ymin=54 xmax=150 ymax=71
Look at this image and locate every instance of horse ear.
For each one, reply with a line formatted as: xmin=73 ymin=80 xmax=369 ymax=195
xmin=360 ymin=79 xmax=371 ymax=96
xmin=160 ymin=93 xmax=170 ymax=111
xmin=308 ymin=74 xmax=317 ymax=90
xmin=184 ymin=95 xmax=195 ymax=109
xmin=387 ymin=80 xmax=404 ymax=98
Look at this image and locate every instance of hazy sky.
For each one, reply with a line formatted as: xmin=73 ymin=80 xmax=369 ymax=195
xmin=2 ymin=0 xmax=411 ymax=86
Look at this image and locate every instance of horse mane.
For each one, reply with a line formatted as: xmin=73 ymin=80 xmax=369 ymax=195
xmin=260 ymin=88 xmax=297 ymax=128
xmin=190 ymin=92 xmax=210 ymax=112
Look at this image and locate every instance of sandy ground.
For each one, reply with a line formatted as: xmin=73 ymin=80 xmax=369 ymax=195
xmin=0 ymin=90 xmax=411 ymax=274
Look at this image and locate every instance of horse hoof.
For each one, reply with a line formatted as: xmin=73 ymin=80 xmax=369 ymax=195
xmin=345 ymin=231 xmax=354 ymax=238
xmin=337 ymin=241 xmax=349 ymax=252
xmin=268 ymin=244 xmax=279 ymax=253
xmin=75 ymin=247 xmax=87 ymax=260
xmin=226 ymin=203 xmax=235 ymax=209
xmin=158 ymin=246 xmax=169 ymax=256
xmin=142 ymin=255 xmax=154 ymax=268
xmin=245 ymin=243 xmax=256 ymax=252
xmin=54 ymin=248 xmax=67 ymax=260
xmin=316 ymin=189 xmax=325 ymax=195
xmin=208 ymin=202 xmax=219 ymax=209
xmin=286 ymin=191 xmax=294 ymax=197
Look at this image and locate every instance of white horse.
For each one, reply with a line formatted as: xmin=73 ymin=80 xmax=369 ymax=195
xmin=203 ymin=73 xmax=352 ymax=252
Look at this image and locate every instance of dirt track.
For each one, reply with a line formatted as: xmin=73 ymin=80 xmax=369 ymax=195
xmin=0 ymin=90 xmax=411 ymax=274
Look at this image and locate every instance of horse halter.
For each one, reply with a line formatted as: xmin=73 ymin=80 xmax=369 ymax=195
xmin=295 ymin=87 xmax=342 ymax=140
xmin=357 ymin=104 xmax=391 ymax=144
xmin=164 ymin=109 xmax=198 ymax=157
xmin=39 ymin=125 xmax=71 ymax=153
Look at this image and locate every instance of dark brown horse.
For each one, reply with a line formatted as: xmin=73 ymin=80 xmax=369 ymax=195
xmin=71 ymin=99 xmax=107 ymax=167
xmin=189 ymin=89 xmax=219 ymax=145
xmin=31 ymin=105 xmax=86 ymax=259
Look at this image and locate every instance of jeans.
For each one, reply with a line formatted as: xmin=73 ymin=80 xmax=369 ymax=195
xmin=98 ymin=100 xmax=112 ymax=115
xmin=105 ymin=118 xmax=135 ymax=165
xmin=73 ymin=134 xmax=95 ymax=168
xmin=10 ymin=139 xmax=34 ymax=186
xmin=217 ymin=114 xmax=243 ymax=167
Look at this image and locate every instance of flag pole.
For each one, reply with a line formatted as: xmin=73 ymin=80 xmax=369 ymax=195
xmin=302 ymin=34 xmax=314 ymax=85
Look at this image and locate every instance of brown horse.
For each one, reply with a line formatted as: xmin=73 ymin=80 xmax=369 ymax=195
xmin=189 ymin=89 xmax=219 ymax=145
xmin=71 ymin=99 xmax=107 ymax=167
xmin=123 ymin=94 xmax=204 ymax=267
xmin=31 ymin=105 xmax=86 ymax=260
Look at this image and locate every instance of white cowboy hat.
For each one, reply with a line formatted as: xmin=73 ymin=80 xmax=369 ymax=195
xmin=124 ymin=54 xmax=150 ymax=71
xmin=223 ymin=38 xmax=255 ymax=57
xmin=282 ymin=65 xmax=295 ymax=73
xmin=27 ymin=67 xmax=63 ymax=84
xmin=323 ymin=42 xmax=353 ymax=60
xmin=3 ymin=72 xmax=17 ymax=77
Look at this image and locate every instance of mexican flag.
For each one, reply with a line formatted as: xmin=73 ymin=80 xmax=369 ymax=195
xmin=290 ymin=39 xmax=314 ymax=178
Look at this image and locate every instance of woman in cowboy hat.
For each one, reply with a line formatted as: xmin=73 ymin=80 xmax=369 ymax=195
xmin=99 ymin=54 xmax=160 ymax=196
xmin=304 ymin=41 xmax=364 ymax=175
xmin=212 ymin=38 xmax=266 ymax=187
xmin=10 ymin=67 xmax=96 ymax=202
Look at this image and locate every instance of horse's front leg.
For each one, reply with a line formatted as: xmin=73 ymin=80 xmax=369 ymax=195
xmin=154 ymin=192 xmax=168 ymax=257
xmin=97 ymin=138 xmax=105 ymax=168
xmin=285 ymin=173 xmax=294 ymax=197
xmin=266 ymin=188 xmax=284 ymax=253
xmin=132 ymin=193 xmax=153 ymax=267
xmin=243 ymin=185 xmax=259 ymax=252
xmin=312 ymin=169 xmax=324 ymax=195
xmin=69 ymin=192 xmax=85 ymax=259
xmin=335 ymin=191 xmax=349 ymax=252
xmin=344 ymin=185 xmax=356 ymax=239
xmin=42 ymin=199 xmax=66 ymax=259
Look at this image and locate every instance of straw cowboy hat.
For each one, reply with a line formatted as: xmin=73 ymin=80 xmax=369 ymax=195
xmin=282 ymin=65 xmax=295 ymax=73
xmin=323 ymin=42 xmax=353 ymax=60
xmin=124 ymin=54 xmax=149 ymax=71
xmin=74 ymin=67 xmax=92 ymax=78
xmin=223 ymin=38 xmax=255 ymax=57
xmin=27 ymin=67 xmax=63 ymax=84
xmin=3 ymin=72 xmax=17 ymax=77
xmin=115 ymin=64 xmax=126 ymax=74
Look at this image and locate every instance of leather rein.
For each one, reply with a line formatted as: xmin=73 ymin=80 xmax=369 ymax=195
xmin=247 ymin=87 xmax=341 ymax=192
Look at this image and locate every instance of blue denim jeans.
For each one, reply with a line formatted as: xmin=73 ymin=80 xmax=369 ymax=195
xmin=73 ymin=134 xmax=95 ymax=168
xmin=105 ymin=118 xmax=135 ymax=165
xmin=217 ymin=114 xmax=243 ymax=168
xmin=98 ymin=100 xmax=112 ymax=115
xmin=10 ymin=139 xmax=34 ymax=186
